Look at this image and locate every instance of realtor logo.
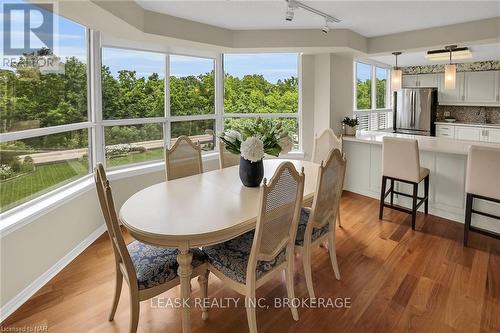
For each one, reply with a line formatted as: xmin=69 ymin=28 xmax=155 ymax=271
xmin=3 ymin=2 xmax=54 ymax=55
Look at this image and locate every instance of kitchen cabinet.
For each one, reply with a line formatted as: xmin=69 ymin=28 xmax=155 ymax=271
xmin=417 ymin=74 xmax=438 ymax=87
xmin=402 ymin=74 xmax=438 ymax=88
xmin=402 ymin=75 xmax=419 ymax=87
xmin=402 ymin=71 xmax=500 ymax=106
xmin=465 ymin=71 xmax=499 ymax=105
xmin=455 ymin=126 xmax=482 ymax=141
xmin=435 ymin=123 xmax=500 ymax=143
xmin=438 ymin=72 xmax=465 ymax=104
xmin=482 ymin=128 xmax=500 ymax=143
xmin=436 ymin=124 xmax=455 ymax=138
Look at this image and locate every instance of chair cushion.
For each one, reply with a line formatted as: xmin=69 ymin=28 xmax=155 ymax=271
xmin=203 ymin=231 xmax=286 ymax=284
xmin=128 ymin=241 xmax=206 ymax=290
xmin=419 ymin=167 xmax=430 ymax=182
xmin=295 ymin=207 xmax=330 ymax=246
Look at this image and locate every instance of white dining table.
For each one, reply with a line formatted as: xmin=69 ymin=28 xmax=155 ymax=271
xmin=119 ymin=159 xmax=320 ymax=333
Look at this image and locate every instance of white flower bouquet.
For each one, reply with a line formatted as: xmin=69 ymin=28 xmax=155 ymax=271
xmin=219 ymin=118 xmax=294 ymax=163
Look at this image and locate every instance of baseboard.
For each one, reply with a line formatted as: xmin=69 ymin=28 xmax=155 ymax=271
xmin=0 ymin=224 xmax=106 ymax=323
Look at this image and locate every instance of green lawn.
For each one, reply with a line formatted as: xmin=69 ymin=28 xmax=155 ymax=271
xmin=106 ymin=148 xmax=164 ymax=168
xmin=0 ymin=149 xmax=168 ymax=213
xmin=0 ymin=160 xmax=88 ymax=212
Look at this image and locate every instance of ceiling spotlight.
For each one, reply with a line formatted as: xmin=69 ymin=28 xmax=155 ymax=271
xmin=285 ymin=7 xmax=295 ymax=21
xmin=322 ymin=19 xmax=331 ymax=34
xmin=285 ymin=0 xmax=297 ymax=21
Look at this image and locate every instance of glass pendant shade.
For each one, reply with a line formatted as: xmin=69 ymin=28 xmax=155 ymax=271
xmin=391 ymin=68 xmax=402 ymax=91
xmin=444 ymin=64 xmax=456 ymax=90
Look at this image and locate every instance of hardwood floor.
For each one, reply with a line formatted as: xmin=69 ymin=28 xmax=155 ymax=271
xmin=2 ymin=191 xmax=499 ymax=332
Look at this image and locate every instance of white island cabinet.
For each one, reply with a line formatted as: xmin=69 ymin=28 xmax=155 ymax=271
xmin=343 ymin=131 xmax=500 ymax=235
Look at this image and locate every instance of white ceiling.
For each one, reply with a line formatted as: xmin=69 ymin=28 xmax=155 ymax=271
xmin=371 ymin=43 xmax=500 ymax=66
xmin=136 ymin=1 xmax=500 ymax=38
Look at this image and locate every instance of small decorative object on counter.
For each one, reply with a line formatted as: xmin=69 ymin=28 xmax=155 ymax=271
xmin=342 ymin=116 xmax=359 ymax=136
xmin=219 ymin=118 xmax=294 ymax=187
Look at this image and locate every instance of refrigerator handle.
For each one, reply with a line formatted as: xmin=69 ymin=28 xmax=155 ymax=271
xmin=410 ymin=90 xmax=415 ymax=127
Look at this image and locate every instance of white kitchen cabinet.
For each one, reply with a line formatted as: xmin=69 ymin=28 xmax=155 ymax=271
xmin=402 ymin=75 xmax=419 ymax=87
xmin=417 ymin=73 xmax=439 ymax=87
xmin=438 ymin=72 xmax=465 ymax=104
xmin=455 ymin=126 xmax=482 ymax=141
xmin=482 ymin=128 xmax=500 ymax=143
xmin=465 ymin=71 xmax=499 ymax=105
xmin=436 ymin=124 xmax=455 ymax=138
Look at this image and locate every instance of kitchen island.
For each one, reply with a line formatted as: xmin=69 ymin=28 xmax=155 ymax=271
xmin=343 ymin=131 xmax=500 ymax=234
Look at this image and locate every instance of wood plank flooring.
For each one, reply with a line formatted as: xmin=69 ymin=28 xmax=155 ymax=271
xmin=2 ymin=191 xmax=499 ymax=332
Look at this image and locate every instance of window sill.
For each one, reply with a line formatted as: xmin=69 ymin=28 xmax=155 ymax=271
xmin=0 ymin=151 xmax=304 ymax=238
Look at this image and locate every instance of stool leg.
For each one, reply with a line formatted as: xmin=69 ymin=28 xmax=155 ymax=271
xmin=464 ymin=193 xmax=473 ymax=246
xmin=379 ymin=176 xmax=387 ymax=220
xmin=411 ymin=182 xmax=418 ymax=230
xmin=390 ymin=179 xmax=395 ymax=206
xmin=424 ymin=175 xmax=429 ymax=215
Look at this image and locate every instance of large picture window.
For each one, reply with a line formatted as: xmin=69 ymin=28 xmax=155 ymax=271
xmin=0 ymin=2 xmax=90 ymax=213
xmin=223 ymin=53 xmax=299 ymax=147
xmin=354 ymin=62 xmax=392 ymax=131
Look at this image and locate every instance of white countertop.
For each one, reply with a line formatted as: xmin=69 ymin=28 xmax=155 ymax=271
xmin=343 ymin=130 xmax=500 ymax=155
xmin=435 ymin=122 xmax=500 ymax=129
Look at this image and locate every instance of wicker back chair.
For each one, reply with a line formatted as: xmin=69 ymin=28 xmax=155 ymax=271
xmin=165 ymin=135 xmax=203 ymax=181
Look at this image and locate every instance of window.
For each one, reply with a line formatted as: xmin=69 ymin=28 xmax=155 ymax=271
xmin=0 ymin=2 xmax=91 ymax=213
xmin=105 ymin=124 xmax=163 ymax=168
xmin=101 ymin=48 xmax=166 ymax=168
xmin=169 ymin=55 xmax=216 ymax=151
xmin=223 ymin=53 xmax=299 ymax=148
xmin=354 ymin=62 xmax=392 ymax=131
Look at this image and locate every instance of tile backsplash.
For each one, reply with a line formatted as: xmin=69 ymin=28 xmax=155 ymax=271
xmin=402 ymin=60 xmax=500 ymax=75
xmin=437 ymin=105 xmax=500 ymax=124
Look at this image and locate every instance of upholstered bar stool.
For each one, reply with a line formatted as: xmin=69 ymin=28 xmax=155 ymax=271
xmin=379 ymin=137 xmax=430 ymax=230
xmin=463 ymin=145 xmax=500 ymax=246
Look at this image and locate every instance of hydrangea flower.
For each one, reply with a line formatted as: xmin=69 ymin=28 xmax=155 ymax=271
xmin=240 ymin=136 xmax=264 ymax=162
xmin=225 ymin=130 xmax=242 ymax=142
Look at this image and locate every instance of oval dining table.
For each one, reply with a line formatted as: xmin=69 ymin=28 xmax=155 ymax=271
xmin=119 ymin=158 xmax=320 ymax=333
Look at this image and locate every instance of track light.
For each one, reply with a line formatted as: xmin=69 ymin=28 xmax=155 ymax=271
xmin=285 ymin=0 xmax=341 ymax=31
xmin=322 ymin=20 xmax=330 ymax=34
xmin=285 ymin=7 xmax=294 ymax=21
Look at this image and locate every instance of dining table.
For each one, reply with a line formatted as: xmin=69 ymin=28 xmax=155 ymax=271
xmin=119 ymin=158 xmax=320 ymax=333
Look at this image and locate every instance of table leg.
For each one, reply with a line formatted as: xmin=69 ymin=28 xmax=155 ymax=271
xmin=177 ymin=248 xmax=193 ymax=333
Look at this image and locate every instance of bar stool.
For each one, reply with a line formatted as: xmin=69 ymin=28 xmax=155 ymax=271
xmin=463 ymin=145 xmax=500 ymax=246
xmin=379 ymin=137 xmax=430 ymax=230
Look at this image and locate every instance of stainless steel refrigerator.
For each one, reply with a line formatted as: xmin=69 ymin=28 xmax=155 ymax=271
xmin=393 ymin=88 xmax=438 ymax=136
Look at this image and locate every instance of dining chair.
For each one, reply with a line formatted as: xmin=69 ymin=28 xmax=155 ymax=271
xmin=311 ymin=128 xmax=344 ymax=227
xmin=203 ymin=161 xmax=305 ymax=333
xmin=165 ymin=135 xmax=203 ymax=181
xmin=295 ymin=148 xmax=346 ymax=301
xmin=94 ymin=164 xmax=209 ymax=333
xmin=218 ymin=139 xmax=240 ymax=169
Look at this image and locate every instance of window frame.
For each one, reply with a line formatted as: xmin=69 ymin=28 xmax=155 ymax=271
xmin=0 ymin=31 xmax=303 ymax=219
xmin=353 ymin=60 xmax=393 ymax=131
xmin=222 ymin=53 xmax=302 ymax=151
xmin=0 ymin=24 xmax=93 ymax=216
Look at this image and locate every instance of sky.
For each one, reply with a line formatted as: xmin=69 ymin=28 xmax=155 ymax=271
xmin=357 ymin=62 xmax=388 ymax=82
xmin=2 ymin=0 xmax=298 ymax=83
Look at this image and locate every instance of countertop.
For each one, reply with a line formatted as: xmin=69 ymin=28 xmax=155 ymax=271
xmin=435 ymin=121 xmax=500 ymax=128
xmin=343 ymin=130 xmax=500 ymax=155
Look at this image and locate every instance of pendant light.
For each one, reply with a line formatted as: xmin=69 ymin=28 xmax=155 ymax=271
xmin=444 ymin=45 xmax=457 ymax=90
xmin=391 ymin=52 xmax=402 ymax=91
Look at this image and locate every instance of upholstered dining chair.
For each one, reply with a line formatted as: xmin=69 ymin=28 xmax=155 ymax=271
xmin=218 ymin=139 xmax=240 ymax=169
xmin=203 ymin=162 xmax=305 ymax=333
xmin=295 ymin=149 xmax=346 ymax=301
xmin=311 ymin=128 xmax=344 ymax=227
xmin=165 ymin=135 xmax=203 ymax=181
xmin=94 ymin=164 xmax=209 ymax=333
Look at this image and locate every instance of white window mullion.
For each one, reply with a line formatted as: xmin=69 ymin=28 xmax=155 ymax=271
xmin=0 ymin=122 xmax=93 ymax=142
xmin=165 ymin=54 xmax=171 ymax=149
xmin=215 ymin=53 xmax=224 ymax=146
xmin=89 ymin=30 xmax=104 ymax=167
